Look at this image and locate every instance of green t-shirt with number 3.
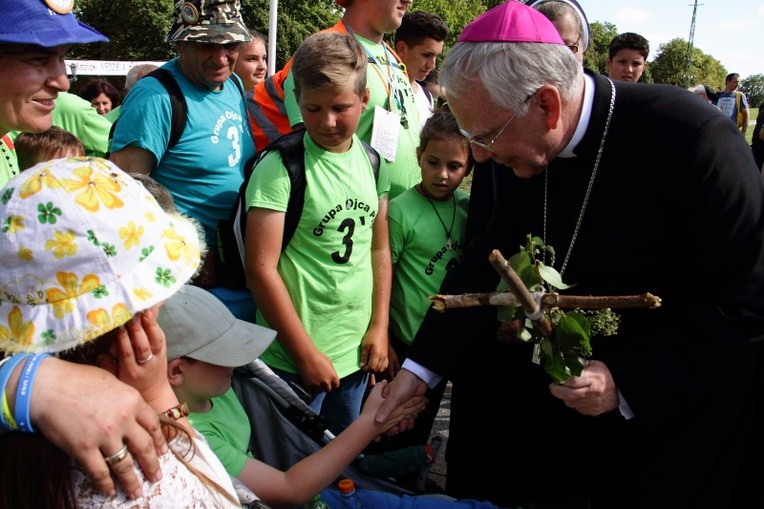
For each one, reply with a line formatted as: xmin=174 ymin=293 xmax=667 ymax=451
xmin=245 ymin=132 xmax=390 ymax=377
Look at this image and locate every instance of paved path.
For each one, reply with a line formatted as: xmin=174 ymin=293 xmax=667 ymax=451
xmin=426 ymin=381 xmax=451 ymax=492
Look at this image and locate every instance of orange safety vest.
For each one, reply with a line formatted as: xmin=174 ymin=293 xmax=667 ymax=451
xmin=247 ymin=58 xmax=294 ymax=153
xmin=246 ymin=21 xmax=403 ymax=152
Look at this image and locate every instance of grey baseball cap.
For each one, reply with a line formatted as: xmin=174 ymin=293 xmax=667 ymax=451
xmin=160 ymin=285 xmax=275 ymax=367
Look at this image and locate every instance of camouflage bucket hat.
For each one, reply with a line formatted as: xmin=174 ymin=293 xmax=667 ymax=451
xmin=166 ymin=0 xmax=251 ymax=44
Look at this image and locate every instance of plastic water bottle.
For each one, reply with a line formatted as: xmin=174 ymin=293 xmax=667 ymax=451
xmin=338 ymin=478 xmax=364 ymax=509
xmin=303 ymin=493 xmax=330 ymax=509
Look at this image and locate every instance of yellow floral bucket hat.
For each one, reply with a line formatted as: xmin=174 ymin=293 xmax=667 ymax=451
xmin=0 ymin=157 xmax=202 ymax=354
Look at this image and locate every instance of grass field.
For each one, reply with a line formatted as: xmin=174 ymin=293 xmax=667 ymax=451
xmin=746 ymin=107 xmax=758 ymax=146
xmin=457 ymin=106 xmax=759 ymax=193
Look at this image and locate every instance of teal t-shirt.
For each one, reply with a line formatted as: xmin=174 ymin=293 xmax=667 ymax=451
xmin=111 ymin=58 xmax=255 ymax=245
xmin=245 ymin=132 xmax=391 ymax=378
xmin=388 ymin=186 xmax=469 ymax=343
xmin=187 ymin=388 xmax=252 ymax=477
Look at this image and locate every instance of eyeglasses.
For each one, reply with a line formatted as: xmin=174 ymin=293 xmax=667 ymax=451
xmin=459 ymin=90 xmax=536 ymax=152
xmin=566 ymin=35 xmax=581 ymax=54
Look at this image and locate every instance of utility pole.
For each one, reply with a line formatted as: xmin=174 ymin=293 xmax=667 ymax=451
xmin=685 ymin=0 xmax=702 ymax=87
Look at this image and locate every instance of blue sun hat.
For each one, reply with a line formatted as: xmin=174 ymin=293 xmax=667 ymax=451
xmin=1 ymin=0 xmax=108 ymax=47
xmin=0 ymin=157 xmax=202 ymax=354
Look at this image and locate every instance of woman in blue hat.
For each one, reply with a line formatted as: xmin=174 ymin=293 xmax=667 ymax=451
xmin=0 ymin=1 xmax=179 ymax=502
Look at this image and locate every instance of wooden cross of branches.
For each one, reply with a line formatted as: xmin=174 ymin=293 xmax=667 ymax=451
xmin=429 ymin=249 xmax=662 ymax=337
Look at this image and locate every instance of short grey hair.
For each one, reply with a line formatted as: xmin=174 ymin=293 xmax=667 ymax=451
xmin=531 ymin=0 xmax=589 ymax=53
xmin=125 ymin=64 xmax=159 ymax=91
xmin=440 ymin=41 xmax=582 ymax=115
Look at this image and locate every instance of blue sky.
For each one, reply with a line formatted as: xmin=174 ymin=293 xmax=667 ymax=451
xmin=582 ymin=0 xmax=763 ymax=80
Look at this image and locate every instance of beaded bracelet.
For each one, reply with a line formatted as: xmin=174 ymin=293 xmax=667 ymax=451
xmin=0 ymin=354 xmax=32 ymax=432
xmin=163 ymin=402 xmax=189 ymax=420
xmin=14 ymin=353 xmax=50 ymax=433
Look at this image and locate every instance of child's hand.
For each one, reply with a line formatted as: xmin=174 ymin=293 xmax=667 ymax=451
xmin=297 ymin=350 xmax=340 ymax=394
xmin=362 ymin=380 xmax=426 ymax=432
xmin=360 ymin=326 xmax=389 ymax=373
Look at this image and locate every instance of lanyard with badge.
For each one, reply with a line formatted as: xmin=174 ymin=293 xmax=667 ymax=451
xmin=343 ymin=22 xmax=405 ymax=162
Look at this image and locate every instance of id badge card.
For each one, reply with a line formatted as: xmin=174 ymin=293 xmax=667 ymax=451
xmin=370 ymin=105 xmax=401 ymax=162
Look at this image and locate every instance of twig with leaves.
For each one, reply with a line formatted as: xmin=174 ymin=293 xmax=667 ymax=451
xmin=429 ymin=236 xmax=661 ymax=383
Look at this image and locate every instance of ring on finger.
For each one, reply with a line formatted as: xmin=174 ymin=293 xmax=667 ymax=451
xmin=136 ymin=353 xmax=154 ymax=364
xmin=103 ymin=444 xmax=129 ymax=465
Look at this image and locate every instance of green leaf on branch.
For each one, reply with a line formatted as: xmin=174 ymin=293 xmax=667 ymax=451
xmin=544 ymin=349 xmax=570 ymax=384
xmin=494 ymin=234 xmax=620 ymax=382
xmin=509 ymin=250 xmax=541 ymax=290
xmin=538 ymin=262 xmax=573 ymax=291
xmin=557 ymin=312 xmax=591 ymax=355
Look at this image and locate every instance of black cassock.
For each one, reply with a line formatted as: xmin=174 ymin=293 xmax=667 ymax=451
xmin=407 ymin=71 xmax=764 ymax=509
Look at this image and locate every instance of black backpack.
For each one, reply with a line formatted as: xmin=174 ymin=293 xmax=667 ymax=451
xmin=108 ymin=68 xmax=245 ymax=153
xmin=215 ymin=129 xmax=381 ymax=290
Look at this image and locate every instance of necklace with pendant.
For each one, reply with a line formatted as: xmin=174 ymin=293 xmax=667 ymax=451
xmin=543 ymin=77 xmax=616 ymax=276
xmin=421 ymin=184 xmax=457 ymax=250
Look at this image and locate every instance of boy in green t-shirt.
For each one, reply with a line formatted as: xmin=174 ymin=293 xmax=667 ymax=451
xmin=243 ymin=31 xmax=392 ymax=435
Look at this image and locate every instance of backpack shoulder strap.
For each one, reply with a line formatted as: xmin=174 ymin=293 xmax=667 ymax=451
xmin=360 ymin=140 xmax=381 ymax=182
xmin=242 ymin=130 xmax=307 ymax=252
xmin=417 ymin=80 xmax=434 ymax=108
xmin=272 ymin=130 xmax=308 ymax=251
xmin=229 ymin=72 xmax=246 ymax=99
xmin=146 ymin=68 xmax=187 ymax=150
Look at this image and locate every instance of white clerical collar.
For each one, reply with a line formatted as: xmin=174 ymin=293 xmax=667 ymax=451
xmin=557 ymin=72 xmax=595 ymax=158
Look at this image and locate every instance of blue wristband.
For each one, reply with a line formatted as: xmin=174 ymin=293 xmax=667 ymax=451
xmin=0 ymin=354 xmax=32 ymax=432
xmin=14 ymin=353 xmax=50 ymax=433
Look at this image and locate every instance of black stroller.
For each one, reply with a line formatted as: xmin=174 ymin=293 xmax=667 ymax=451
xmin=231 ymin=359 xmax=441 ymax=497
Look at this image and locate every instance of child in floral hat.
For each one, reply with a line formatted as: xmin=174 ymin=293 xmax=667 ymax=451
xmin=0 ymin=157 xmax=242 ymax=507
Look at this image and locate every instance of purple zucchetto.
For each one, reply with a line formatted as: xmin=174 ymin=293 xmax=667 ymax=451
xmin=458 ymin=0 xmax=565 ymax=45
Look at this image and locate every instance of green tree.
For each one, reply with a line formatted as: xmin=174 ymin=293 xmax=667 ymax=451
xmin=241 ymin=0 xmax=340 ymax=70
xmin=650 ymin=38 xmax=725 ymax=88
xmin=73 ymin=0 xmax=175 ymax=61
xmin=405 ymin=0 xmax=492 ymax=53
xmin=742 ymin=74 xmax=764 ymax=108
xmin=584 ymin=21 xmax=618 ymax=76
xmin=687 ymin=51 xmax=727 ymax=91
xmin=73 ymin=0 xmax=340 ymax=70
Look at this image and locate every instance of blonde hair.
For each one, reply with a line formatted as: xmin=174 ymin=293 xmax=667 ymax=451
xmin=292 ymin=31 xmax=367 ymax=98
xmin=129 ymin=172 xmax=177 ymax=212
